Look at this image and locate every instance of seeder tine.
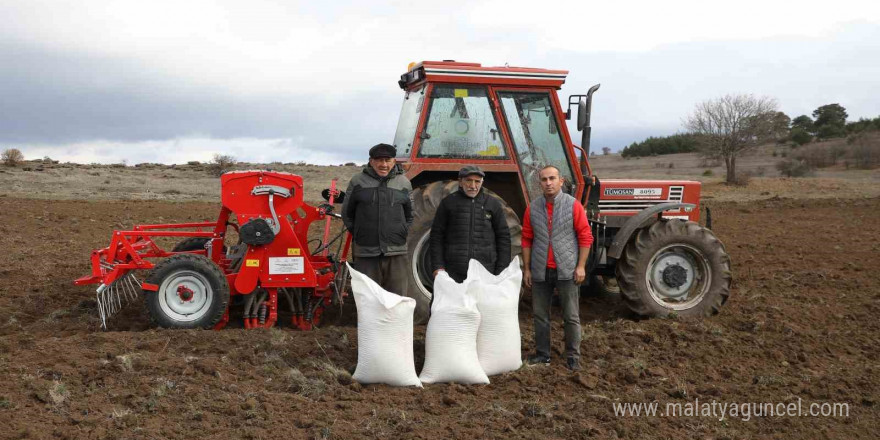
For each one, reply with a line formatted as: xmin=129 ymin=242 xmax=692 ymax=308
xmin=93 ymin=272 xmax=143 ymax=331
xmin=123 ymin=275 xmax=138 ymax=302
xmin=96 ymin=284 xmax=108 ymax=330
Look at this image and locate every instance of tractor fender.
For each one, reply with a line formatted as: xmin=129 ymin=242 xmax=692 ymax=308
xmin=607 ymin=202 xmax=696 ymax=260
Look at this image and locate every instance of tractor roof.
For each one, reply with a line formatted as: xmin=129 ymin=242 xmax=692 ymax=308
xmin=399 ymin=60 xmax=568 ymax=90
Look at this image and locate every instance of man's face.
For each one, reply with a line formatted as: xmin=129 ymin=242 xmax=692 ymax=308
xmin=539 ymin=167 xmax=563 ymax=198
xmin=369 ymin=157 xmax=395 ymax=177
xmin=459 ymin=175 xmax=483 ymax=198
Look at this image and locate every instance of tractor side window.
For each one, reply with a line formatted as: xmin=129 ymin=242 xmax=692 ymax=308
xmin=393 ymin=85 xmax=425 ymax=156
xmin=498 ymin=91 xmax=575 ymax=200
xmin=417 ymin=85 xmax=507 ymax=159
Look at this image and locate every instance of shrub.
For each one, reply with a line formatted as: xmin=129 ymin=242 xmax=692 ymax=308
xmin=602 ymin=146 xmax=612 ymax=156
xmin=209 ymin=154 xmax=236 ymax=177
xmin=790 ymin=128 xmax=812 ymax=146
xmin=2 ymin=148 xmax=24 ymax=167
xmin=702 ymin=169 xmax=714 ymax=176
xmin=792 ymin=145 xmax=835 ymax=168
xmin=344 ymin=162 xmax=356 ymax=167
xmin=775 ymin=159 xmax=814 ymax=177
xmin=850 ymin=139 xmax=880 ymax=169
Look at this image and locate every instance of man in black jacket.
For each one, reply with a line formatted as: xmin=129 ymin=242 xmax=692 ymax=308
xmin=430 ymin=165 xmax=512 ymax=284
xmin=342 ymin=143 xmax=413 ymax=294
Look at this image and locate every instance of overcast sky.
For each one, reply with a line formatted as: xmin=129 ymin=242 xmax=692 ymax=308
xmin=1 ymin=0 xmax=878 ymax=164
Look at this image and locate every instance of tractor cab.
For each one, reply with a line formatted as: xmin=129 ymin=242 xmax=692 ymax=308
xmin=393 ymin=61 xmax=586 ymax=217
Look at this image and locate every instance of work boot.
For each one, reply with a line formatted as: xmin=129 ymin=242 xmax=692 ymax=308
xmin=566 ymin=358 xmax=581 ymax=371
xmin=527 ymin=354 xmax=550 ymax=365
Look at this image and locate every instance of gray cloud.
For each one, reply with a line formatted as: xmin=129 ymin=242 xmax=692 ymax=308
xmin=1 ymin=21 xmax=878 ymax=164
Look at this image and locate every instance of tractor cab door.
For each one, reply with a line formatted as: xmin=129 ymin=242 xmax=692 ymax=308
xmin=493 ymin=89 xmax=581 ymax=202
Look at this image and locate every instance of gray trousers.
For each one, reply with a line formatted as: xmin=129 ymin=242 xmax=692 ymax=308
xmin=352 ymin=254 xmax=409 ymax=296
xmin=532 ymin=268 xmax=581 ymax=360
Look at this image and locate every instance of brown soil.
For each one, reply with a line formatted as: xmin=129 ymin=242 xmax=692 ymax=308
xmin=0 ymin=195 xmax=878 ymax=439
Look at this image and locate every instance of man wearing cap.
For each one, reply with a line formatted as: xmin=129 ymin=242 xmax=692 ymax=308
xmin=429 ymin=165 xmax=511 ymax=285
xmin=342 ymin=143 xmax=413 ymax=294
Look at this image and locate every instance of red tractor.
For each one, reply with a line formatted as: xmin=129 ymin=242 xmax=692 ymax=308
xmin=393 ymin=61 xmax=731 ymax=323
xmin=75 ymin=170 xmax=351 ymax=330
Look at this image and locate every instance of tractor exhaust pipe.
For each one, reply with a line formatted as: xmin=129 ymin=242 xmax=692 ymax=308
xmin=580 ymin=84 xmax=600 ymax=158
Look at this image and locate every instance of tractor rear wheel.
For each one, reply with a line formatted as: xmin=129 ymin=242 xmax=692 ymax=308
xmin=144 ymin=254 xmax=230 ymax=329
xmin=406 ymin=180 xmax=522 ymax=324
xmin=616 ymin=220 xmax=731 ymax=317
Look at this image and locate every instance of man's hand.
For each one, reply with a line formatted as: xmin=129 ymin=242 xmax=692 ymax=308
xmin=433 ymin=269 xmax=445 ymax=278
xmin=574 ymin=266 xmax=586 ymax=285
xmin=524 ymin=268 xmax=532 ymax=288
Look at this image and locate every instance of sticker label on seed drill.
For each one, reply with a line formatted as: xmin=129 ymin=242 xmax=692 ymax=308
xmin=454 ymin=89 xmax=468 ymax=98
xmin=269 ymin=257 xmax=304 ymax=274
xmin=245 ymin=259 xmax=260 ymax=267
xmin=287 ymin=248 xmax=301 ymax=256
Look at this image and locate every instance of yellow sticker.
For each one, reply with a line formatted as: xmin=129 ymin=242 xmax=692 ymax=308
xmin=454 ymin=89 xmax=468 ymax=98
xmin=245 ymin=259 xmax=260 ymax=267
xmin=287 ymin=248 xmax=301 ymax=256
xmin=478 ymin=145 xmax=500 ymax=156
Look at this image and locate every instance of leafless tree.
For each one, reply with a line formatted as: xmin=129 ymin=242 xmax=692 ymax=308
xmin=685 ymin=94 xmax=778 ymax=184
xmin=209 ymin=153 xmax=237 ymax=177
xmin=2 ymin=148 xmax=24 ymax=167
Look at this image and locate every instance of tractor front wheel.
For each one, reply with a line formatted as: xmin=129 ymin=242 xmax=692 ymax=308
xmin=405 ymin=181 xmax=522 ymax=324
xmin=144 ymin=254 xmax=230 ymax=329
xmin=616 ymin=220 xmax=731 ymax=317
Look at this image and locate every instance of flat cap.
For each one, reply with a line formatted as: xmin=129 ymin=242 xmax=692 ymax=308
xmin=458 ymin=165 xmax=485 ymax=178
xmin=369 ymin=143 xmax=397 ymax=158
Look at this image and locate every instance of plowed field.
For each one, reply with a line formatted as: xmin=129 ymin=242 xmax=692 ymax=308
xmin=0 ymin=194 xmax=878 ymax=439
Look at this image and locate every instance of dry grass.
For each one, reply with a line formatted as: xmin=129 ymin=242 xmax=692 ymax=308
xmin=0 ymin=138 xmax=877 ymax=205
xmin=286 ymin=368 xmax=327 ymax=398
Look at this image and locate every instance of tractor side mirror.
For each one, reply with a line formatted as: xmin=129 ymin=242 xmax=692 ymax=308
xmin=577 ymin=99 xmax=587 ymax=132
xmin=322 ymin=189 xmax=345 ymax=204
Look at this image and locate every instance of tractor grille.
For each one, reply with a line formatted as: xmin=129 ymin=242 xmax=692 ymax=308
xmin=599 ymin=186 xmax=684 ymax=212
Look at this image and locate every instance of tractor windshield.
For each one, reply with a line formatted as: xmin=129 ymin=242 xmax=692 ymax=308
xmin=393 ymin=85 xmax=425 ymax=156
xmin=497 ymin=91 xmax=575 ymax=199
xmin=417 ymin=85 xmax=507 ymax=159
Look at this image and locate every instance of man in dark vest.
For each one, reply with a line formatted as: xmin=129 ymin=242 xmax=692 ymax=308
xmin=342 ymin=143 xmax=413 ymax=294
xmin=429 ymin=165 xmax=512 ymax=284
xmin=522 ymin=165 xmax=593 ymax=371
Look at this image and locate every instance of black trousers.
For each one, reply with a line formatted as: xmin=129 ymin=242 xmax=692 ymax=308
xmin=352 ymin=254 xmax=409 ymax=296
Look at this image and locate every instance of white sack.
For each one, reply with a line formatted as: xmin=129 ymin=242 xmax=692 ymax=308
xmin=469 ymin=256 xmax=523 ymax=376
xmin=348 ymin=263 xmax=422 ymax=387
xmin=419 ymin=272 xmax=489 ymax=384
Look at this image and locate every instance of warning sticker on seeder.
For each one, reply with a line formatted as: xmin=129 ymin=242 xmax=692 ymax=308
xmin=269 ymin=257 xmax=304 ymax=274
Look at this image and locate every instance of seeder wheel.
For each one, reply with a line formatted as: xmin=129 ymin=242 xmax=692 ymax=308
xmin=144 ymin=254 xmax=230 ymax=329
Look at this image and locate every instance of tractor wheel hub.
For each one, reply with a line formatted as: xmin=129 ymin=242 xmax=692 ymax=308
xmin=177 ymin=285 xmax=195 ymax=302
xmin=661 ymin=264 xmax=688 ymax=289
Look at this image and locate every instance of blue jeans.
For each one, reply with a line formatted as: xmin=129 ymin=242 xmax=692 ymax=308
xmin=532 ymin=268 xmax=581 ymax=360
